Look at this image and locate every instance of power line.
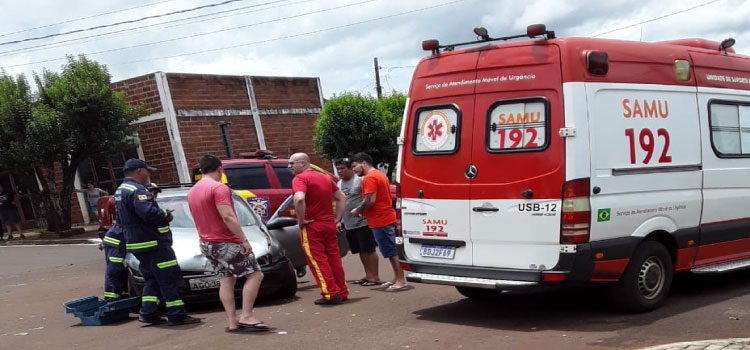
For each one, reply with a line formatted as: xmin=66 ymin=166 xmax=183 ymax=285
xmin=0 ymin=0 xmax=247 ymax=46
xmin=592 ymin=0 xmax=724 ymax=37
xmin=384 ymin=65 xmax=416 ymax=69
xmin=0 ymin=0 xmax=180 ymax=38
xmin=109 ymin=0 xmax=467 ymax=67
xmin=0 ymin=0 xmax=302 ymax=57
xmin=1 ymin=0 xmax=379 ymax=68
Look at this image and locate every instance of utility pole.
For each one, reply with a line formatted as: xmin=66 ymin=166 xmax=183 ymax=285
xmin=373 ymin=57 xmax=382 ymax=99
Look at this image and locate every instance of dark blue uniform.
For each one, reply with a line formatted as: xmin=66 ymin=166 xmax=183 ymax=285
xmin=115 ymin=178 xmax=187 ymax=322
xmin=102 ymin=224 xmax=127 ymax=300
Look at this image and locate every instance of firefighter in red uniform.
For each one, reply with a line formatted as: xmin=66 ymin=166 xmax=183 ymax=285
xmin=289 ymin=153 xmax=349 ymax=305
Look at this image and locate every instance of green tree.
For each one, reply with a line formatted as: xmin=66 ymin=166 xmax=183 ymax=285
xmin=0 ymin=55 xmax=140 ymax=232
xmin=314 ymin=92 xmax=406 ymax=179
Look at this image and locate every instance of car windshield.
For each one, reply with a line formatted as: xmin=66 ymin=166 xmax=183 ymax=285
xmin=157 ymin=194 xmax=260 ymax=228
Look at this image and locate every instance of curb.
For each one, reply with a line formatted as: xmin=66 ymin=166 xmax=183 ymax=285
xmin=636 ymin=338 xmax=750 ymax=350
xmin=2 ymin=238 xmax=101 ymax=246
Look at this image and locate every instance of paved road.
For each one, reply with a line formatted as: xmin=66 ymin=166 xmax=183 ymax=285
xmin=1 ymin=244 xmax=750 ymax=349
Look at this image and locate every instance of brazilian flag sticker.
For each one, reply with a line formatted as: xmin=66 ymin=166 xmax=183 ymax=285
xmin=597 ymin=208 xmax=611 ymax=222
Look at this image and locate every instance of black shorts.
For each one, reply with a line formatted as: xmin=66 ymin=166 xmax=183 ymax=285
xmin=345 ymin=226 xmax=377 ymax=254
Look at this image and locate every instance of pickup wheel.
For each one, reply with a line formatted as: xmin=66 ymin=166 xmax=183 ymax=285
xmin=610 ymin=240 xmax=673 ymax=312
xmin=455 ymin=286 xmax=498 ymax=299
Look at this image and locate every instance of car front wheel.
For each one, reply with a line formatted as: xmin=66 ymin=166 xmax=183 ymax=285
xmin=277 ymin=260 xmax=298 ymax=299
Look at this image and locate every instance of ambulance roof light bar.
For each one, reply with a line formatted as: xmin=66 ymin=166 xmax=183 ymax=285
xmin=422 ymin=24 xmax=556 ymax=54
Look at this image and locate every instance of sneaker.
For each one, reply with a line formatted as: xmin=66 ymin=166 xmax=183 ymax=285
xmin=6 ymin=235 xmax=13 ymax=241
xmin=314 ymin=295 xmax=343 ymax=305
xmin=167 ymin=315 xmax=202 ymax=326
xmin=19 ymin=234 xmax=26 ymax=239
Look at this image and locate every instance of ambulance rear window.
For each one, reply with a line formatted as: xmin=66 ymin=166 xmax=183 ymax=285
xmin=486 ymin=98 xmax=549 ymax=152
xmin=709 ymin=101 xmax=750 ymax=157
xmin=412 ymin=105 xmax=461 ymax=155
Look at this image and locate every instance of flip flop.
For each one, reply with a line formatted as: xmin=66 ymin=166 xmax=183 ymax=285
xmin=349 ymin=279 xmax=367 ymax=285
xmin=361 ymin=280 xmax=384 ymax=287
xmin=384 ymin=284 xmax=410 ymax=292
xmin=380 ymin=281 xmax=394 ymax=288
xmin=238 ymin=322 xmax=271 ymax=332
xmin=226 ymin=326 xmax=265 ymax=333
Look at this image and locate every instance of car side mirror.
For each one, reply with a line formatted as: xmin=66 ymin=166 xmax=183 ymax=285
xmin=265 ymin=217 xmax=297 ymax=230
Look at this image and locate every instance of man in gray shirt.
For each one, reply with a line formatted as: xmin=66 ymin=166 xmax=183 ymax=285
xmin=335 ymin=158 xmax=381 ymax=286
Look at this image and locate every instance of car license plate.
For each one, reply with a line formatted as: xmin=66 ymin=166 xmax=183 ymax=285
xmin=420 ymin=245 xmax=455 ymax=259
xmin=189 ymin=276 xmax=221 ymax=291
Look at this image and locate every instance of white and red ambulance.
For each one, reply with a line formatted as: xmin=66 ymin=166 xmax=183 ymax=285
xmin=396 ymin=24 xmax=750 ymax=312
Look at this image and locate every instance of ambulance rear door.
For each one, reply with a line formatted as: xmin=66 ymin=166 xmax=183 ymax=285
xmin=399 ymin=52 xmax=480 ymax=266
xmin=470 ymin=44 xmax=566 ymax=269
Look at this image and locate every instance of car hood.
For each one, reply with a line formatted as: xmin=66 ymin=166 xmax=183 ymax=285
xmin=170 ymin=226 xmax=271 ymax=272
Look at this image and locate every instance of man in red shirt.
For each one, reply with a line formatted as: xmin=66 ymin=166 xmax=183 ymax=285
xmin=350 ymin=152 xmax=408 ymax=291
xmin=187 ymin=155 xmax=270 ymax=333
xmin=290 ymin=153 xmax=348 ymax=305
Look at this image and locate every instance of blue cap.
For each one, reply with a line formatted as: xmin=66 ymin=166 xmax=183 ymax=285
xmin=124 ymin=159 xmax=157 ymax=172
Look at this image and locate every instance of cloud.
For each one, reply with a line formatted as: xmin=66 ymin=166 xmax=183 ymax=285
xmin=1 ymin=0 xmax=748 ymax=97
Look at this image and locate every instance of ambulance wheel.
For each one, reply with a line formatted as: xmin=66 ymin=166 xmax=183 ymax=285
xmin=277 ymin=260 xmax=298 ymax=299
xmin=456 ymin=286 xmax=498 ymax=299
xmin=610 ymin=240 xmax=673 ymax=313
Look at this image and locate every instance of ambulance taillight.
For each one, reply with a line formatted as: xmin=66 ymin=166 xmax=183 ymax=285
xmin=560 ymin=178 xmax=591 ymax=244
xmin=395 ymin=182 xmax=402 ymax=237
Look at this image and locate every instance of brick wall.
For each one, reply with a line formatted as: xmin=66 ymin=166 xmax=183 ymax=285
xmin=251 ymin=76 xmax=321 ymax=110
xmin=167 ymin=74 xmax=249 ymax=111
xmin=133 ymin=120 xmax=179 ymax=184
xmin=111 ymin=73 xmax=162 ymax=115
xmin=178 ymin=116 xmax=260 ymax=167
xmin=260 ymin=114 xmax=331 ymax=170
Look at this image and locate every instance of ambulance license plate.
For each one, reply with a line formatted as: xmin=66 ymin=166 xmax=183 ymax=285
xmin=189 ymin=276 xmax=221 ymax=290
xmin=420 ymin=245 xmax=455 ymax=259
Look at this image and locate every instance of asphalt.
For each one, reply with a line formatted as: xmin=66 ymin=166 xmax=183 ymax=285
xmin=2 ymin=223 xmax=749 ymax=349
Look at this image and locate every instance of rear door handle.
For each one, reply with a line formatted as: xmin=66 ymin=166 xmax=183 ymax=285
xmin=472 ymin=207 xmax=499 ymax=212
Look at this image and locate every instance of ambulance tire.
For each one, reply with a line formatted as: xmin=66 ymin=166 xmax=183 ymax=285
xmin=455 ymin=286 xmax=499 ymax=299
xmin=611 ymin=240 xmax=673 ymax=313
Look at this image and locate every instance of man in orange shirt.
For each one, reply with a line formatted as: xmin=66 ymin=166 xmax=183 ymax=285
xmin=350 ymin=152 xmax=408 ymax=291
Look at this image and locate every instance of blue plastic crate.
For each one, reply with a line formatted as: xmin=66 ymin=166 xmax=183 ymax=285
xmin=63 ymin=296 xmax=140 ymax=326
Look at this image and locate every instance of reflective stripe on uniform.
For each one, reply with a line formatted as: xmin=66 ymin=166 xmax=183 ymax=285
xmin=158 ymin=226 xmax=170 ymax=234
xmin=156 ymin=259 xmax=178 ymax=269
xmin=119 ymin=184 xmax=137 ymax=192
xmin=126 ymin=240 xmax=158 ymax=251
xmin=162 ymin=209 xmax=168 ymax=217
xmin=104 ymin=292 xmax=120 ymax=299
xmin=142 ymin=296 xmax=159 ymax=303
xmin=301 ymin=226 xmax=330 ymax=300
xmin=108 ymin=256 xmax=124 ymax=264
xmin=165 ymin=299 xmax=184 ymax=308
xmin=103 ymin=237 xmax=120 ymax=246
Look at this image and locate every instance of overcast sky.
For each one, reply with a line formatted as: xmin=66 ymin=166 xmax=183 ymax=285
xmin=1 ymin=0 xmax=748 ymax=98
